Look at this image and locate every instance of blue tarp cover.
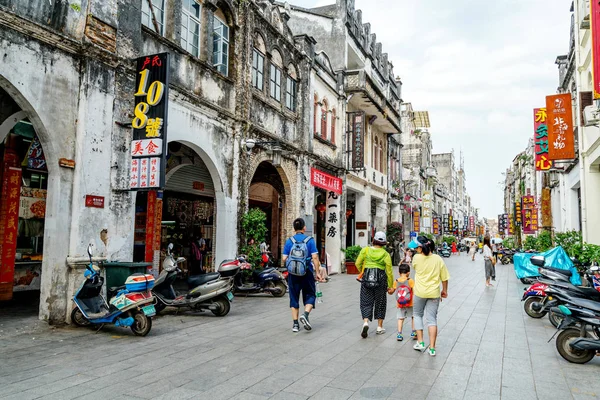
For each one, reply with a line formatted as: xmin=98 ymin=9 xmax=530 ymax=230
xmin=513 ymin=246 xmax=581 ymax=285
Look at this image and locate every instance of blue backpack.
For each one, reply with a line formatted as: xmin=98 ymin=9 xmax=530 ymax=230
xmin=286 ymin=237 xmax=311 ymax=276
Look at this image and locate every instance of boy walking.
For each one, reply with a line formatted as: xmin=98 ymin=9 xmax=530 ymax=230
xmin=393 ymin=263 xmax=416 ymax=341
xmin=282 ymin=218 xmax=323 ymax=333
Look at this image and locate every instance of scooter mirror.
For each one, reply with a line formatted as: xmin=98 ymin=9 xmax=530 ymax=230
xmin=177 ymin=257 xmax=186 ymax=263
xmin=168 ymin=243 xmax=174 ymax=254
xmin=87 ymin=244 xmax=93 ymax=258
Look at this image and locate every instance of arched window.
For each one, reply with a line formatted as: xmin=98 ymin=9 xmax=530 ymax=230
xmin=313 ymin=93 xmax=319 ymax=136
xmin=285 ymin=64 xmax=298 ymax=111
xmin=321 ymin=99 xmax=328 ymax=139
xmin=270 ymin=49 xmax=283 ymax=101
xmin=213 ymin=9 xmax=230 ymax=76
xmin=331 ymin=108 xmax=336 ymax=144
xmin=252 ymin=34 xmax=266 ymax=90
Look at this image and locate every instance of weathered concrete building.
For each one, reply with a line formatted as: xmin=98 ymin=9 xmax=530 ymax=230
xmin=0 ymin=0 xmax=331 ymax=323
xmin=285 ymin=0 xmax=403 ymax=248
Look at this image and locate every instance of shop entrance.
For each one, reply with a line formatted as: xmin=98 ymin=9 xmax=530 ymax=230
xmin=249 ymin=162 xmax=286 ymax=259
xmin=133 ymin=142 xmax=216 ymax=276
xmin=0 ymin=87 xmax=48 ymax=308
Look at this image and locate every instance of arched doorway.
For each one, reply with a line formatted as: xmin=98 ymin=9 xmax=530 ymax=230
xmin=249 ymin=161 xmax=287 ymax=259
xmin=133 ymin=142 xmax=219 ymax=276
xmin=0 ymin=86 xmax=49 ymax=310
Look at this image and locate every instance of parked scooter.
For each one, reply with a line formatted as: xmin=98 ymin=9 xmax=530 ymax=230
xmin=220 ymin=256 xmax=287 ymax=297
xmin=438 ymin=246 xmax=451 ymax=258
xmin=152 ymin=244 xmax=236 ymax=316
xmin=549 ymin=299 xmax=600 ymax=364
xmin=500 ymin=249 xmax=516 ymax=265
xmin=71 ymin=245 xmax=155 ymax=336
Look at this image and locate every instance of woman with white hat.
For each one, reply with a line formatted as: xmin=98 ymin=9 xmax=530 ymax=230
xmin=355 ymin=231 xmax=394 ymax=338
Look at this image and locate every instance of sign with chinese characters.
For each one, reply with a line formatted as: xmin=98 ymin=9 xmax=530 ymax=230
xmin=310 ymin=168 xmax=342 ymax=194
xmin=326 ymin=191 xmax=340 ymax=240
xmin=541 ymin=188 xmax=552 ymax=228
xmin=469 ymin=216 xmax=475 ymax=232
xmin=130 ymin=53 xmax=170 ymax=190
xmin=443 ymin=214 xmax=449 ymax=234
xmin=534 ymin=108 xmax=552 ymax=171
xmin=85 ymin=195 xmax=105 ymax=208
xmin=592 ymin=0 xmax=600 ymax=98
xmin=514 ymin=200 xmax=522 ymax=226
xmin=448 ymin=214 xmax=453 ymax=232
xmin=433 ymin=217 xmax=440 ymax=235
xmin=0 ymin=167 xmax=22 ymax=297
xmin=347 ymin=112 xmax=365 ymax=170
xmin=463 ymin=216 xmax=468 ymax=231
xmin=545 ymin=93 xmax=575 ymax=160
xmin=422 ymin=191 xmax=432 ymax=229
xmin=508 ymin=215 xmax=514 ymax=235
xmin=413 ymin=211 xmax=420 ymax=233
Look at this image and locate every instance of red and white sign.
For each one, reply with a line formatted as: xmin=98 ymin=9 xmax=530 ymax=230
xmin=593 ymin=0 xmax=600 ymax=98
xmin=131 ymin=139 xmax=163 ymax=157
xmin=85 ymin=195 xmax=105 ymax=208
xmin=310 ymin=168 xmax=342 ymax=194
xmin=0 ymin=167 xmax=22 ymax=290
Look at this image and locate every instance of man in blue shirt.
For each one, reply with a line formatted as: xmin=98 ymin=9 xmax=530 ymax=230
xmin=282 ymin=218 xmax=323 ymax=332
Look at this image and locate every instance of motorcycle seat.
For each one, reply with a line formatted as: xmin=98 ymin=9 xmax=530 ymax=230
xmin=542 ymin=266 xmax=572 ymax=278
xmin=566 ymin=297 xmax=600 ymax=313
xmin=188 ymin=272 xmax=221 ymax=287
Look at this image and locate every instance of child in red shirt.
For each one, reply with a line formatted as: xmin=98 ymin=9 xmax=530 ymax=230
xmin=393 ymin=263 xmax=415 ymax=341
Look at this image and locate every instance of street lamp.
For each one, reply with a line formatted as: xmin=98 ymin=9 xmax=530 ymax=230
xmin=241 ymin=138 xmax=283 ymax=167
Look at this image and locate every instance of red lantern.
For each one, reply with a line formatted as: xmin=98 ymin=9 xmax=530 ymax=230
xmin=315 ymin=203 xmax=326 ymax=219
xmin=345 ymin=209 xmax=353 ymax=219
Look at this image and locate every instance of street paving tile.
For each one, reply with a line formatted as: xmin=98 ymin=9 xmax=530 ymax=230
xmin=1 ymin=254 xmax=599 ymax=399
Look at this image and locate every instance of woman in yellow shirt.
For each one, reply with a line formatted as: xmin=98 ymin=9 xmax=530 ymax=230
xmin=407 ymin=236 xmax=450 ymax=357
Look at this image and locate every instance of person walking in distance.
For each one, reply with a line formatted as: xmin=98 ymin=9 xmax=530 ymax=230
xmin=394 ymin=263 xmax=416 ymax=341
xmin=469 ymin=242 xmax=476 ymax=261
xmin=483 ymin=237 xmax=495 ymax=287
xmin=451 ymin=241 xmax=459 ymax=256
xmin=282 ymin=218 xmax=324 ymax=333
xmin=356 ymin=232 xmax=394 ymax=338
xmin=408 ymin=236 xmax=450 ymax=357
xmin=491 ymin=241 xmax=498 ymax=281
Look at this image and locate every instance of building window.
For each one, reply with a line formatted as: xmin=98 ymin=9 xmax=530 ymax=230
xmin=374 ymin=137 xmax=379 ymax=170
xmin=285 ymin=77 xmax=297 ymax=111
xmin=314 ymin=99 xmax=318 ymax=135
xmin=380 ymin=143 xmax=384 ymax=172
xmin=270 ymin=65 xmax=282 ymax=101
xmin=252 ymin=49 xmax=264 ymax=90
xmin=142 ymin=0 xmax=165 ymax=34
xmin=181 ymin=0 xmax=201 ymax=57
xmin=331 ymin=108 xmax=336 ymax=144
xmin=321 ymin=100 xmax=328 ymax=139
xmin=213 ymin=16 xmax=230 ymax=76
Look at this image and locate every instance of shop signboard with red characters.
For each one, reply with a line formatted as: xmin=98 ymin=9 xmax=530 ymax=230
xmin=0 ymin=167 xmax=22 ymax=299
xmin=433 ymin=218 xmax=440 ymax=235
xmin=534 ymin=108 xmax=552 ymax=171
xmin=310 ymin=168 xmax=342 ymax=194
xmin=130 ymin=53 xmax=170 ymax=190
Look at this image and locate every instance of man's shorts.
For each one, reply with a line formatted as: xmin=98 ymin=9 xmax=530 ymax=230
xmin=396 ymin=307 xmax=412 ymax=320
xmin=288 ymin=269 xmax=316 ymax=309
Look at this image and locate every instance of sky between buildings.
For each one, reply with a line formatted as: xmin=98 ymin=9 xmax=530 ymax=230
xmin=291 ymin=0 xmax=571 ymax=218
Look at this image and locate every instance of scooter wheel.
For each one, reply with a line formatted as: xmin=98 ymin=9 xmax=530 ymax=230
xmin=130 ymin=312 xmax=152 ymax=336
xmin=211 ymin=295 xmax=231 ymax=317
xmin=556 ymin=328 xmax=595 ymax=364
xmin=501 ymin=257 xmax=510 ymax=265
xmin=271 ymin=282 xmax=287 ymax=298
xmin=549 ymin=309 xmax=565 ymax=328
xmin=524 ymin=296 xmax=547 ymax=318
xmin=71 ymin=307 xmax=91 ymax=327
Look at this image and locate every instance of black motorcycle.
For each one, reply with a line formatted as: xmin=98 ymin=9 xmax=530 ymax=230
xmin=550 ymin=298 xmax=600 ymax=364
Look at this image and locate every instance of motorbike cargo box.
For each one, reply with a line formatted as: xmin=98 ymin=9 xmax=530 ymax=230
xmin=124 ymin=273 xmax=155 ymax=292
xmin=218 ymin=260 xmax=240 ymax=278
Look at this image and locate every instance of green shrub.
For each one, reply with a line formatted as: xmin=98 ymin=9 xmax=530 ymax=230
xmin=503 ymin=236 xmax=515 ymax=249
xmin=523 ymin=235 xmax=537 ymax=251
xmin=555 ymin=230 xmax=583 ymax=257
xmin=343 ymin=245 xmax=363 ymax=263
xmin=442 ymin=235 xmax=456 ymax=246
xmin=536 ymin=231 xmax=553 ymax=252
xmin=240 ymin=208 xmax=268 ymax=268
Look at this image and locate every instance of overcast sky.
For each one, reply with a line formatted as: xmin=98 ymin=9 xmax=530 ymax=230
xmin=290 ymin=0 xmax=572 ymax=219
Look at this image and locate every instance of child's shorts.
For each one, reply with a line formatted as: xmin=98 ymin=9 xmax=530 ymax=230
xmin=396 ymin=307 xmax=412 ymax=320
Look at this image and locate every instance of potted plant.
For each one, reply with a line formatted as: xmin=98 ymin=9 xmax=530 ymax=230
xmin=343 ymin=245 xmax=362 ymax=274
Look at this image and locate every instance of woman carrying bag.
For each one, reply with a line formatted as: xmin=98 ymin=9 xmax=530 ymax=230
xmin=483 ymin=236 xmax=495 ymax=287
xmin=356 ymin=231 xmax=394 ymax=338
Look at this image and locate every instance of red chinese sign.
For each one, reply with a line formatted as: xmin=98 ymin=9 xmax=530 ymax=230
xmin=310 ymin=168 xmax=342 ymax=194
xmin=145 ymin=190 xmax=157 ymax=263
xmin=85 ymin=195 xmax=105 ymax=208
xmin=433 ymin=217 xmax=440 ymax=235
xmin=522 ymin=195 xmax=537 ymax=234
xmin=592 ymin=0 xmax=600 ymax=98
xmin=0 ymin=167 xmax=22 ymax=297
xmin=469 ymin=216 xmax=475 ymax=232
xmin=413 ymin=211 xmax=420 ymax=232
xmin=508 ymin=216 xmax=514 ymax=235
xmin=534 ymin=108 xmax=552 ymax=171
xmin=546 ymin=94 xmax=575 ymax=160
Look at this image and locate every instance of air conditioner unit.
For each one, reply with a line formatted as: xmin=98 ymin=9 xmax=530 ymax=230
xmin=584 ymin=105 xmax=599 ymax=126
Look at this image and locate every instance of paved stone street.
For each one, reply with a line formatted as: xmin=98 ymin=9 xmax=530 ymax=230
xmin=1 ymin=255 xmax=599 ymax=400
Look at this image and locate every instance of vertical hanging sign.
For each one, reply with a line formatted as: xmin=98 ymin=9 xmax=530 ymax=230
xmin=433 ymin=218 xmax=440 ymax=235
xmin=347 ymin=112 xmax=365 ymax=170
xmin=130 ymin=53 xmax=170 ymax=190
xmin=0 ymin=167 xmax=22 ymax=298
xmin=534 ymin=108 xmax=552 ymax=171
xmin=545 ymin=93 xmax=575 ymax=160
xmin=592 ymin=0 xmax=600 ymax=98
xmin=413 ymin=211 xmax=420 ymax=233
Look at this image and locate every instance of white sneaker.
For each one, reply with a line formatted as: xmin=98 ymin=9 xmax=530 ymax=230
xmin=413 ymin=341 xmax=426 ymax=351
xmin=376 ymin=327 xmax=386 ymax=335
